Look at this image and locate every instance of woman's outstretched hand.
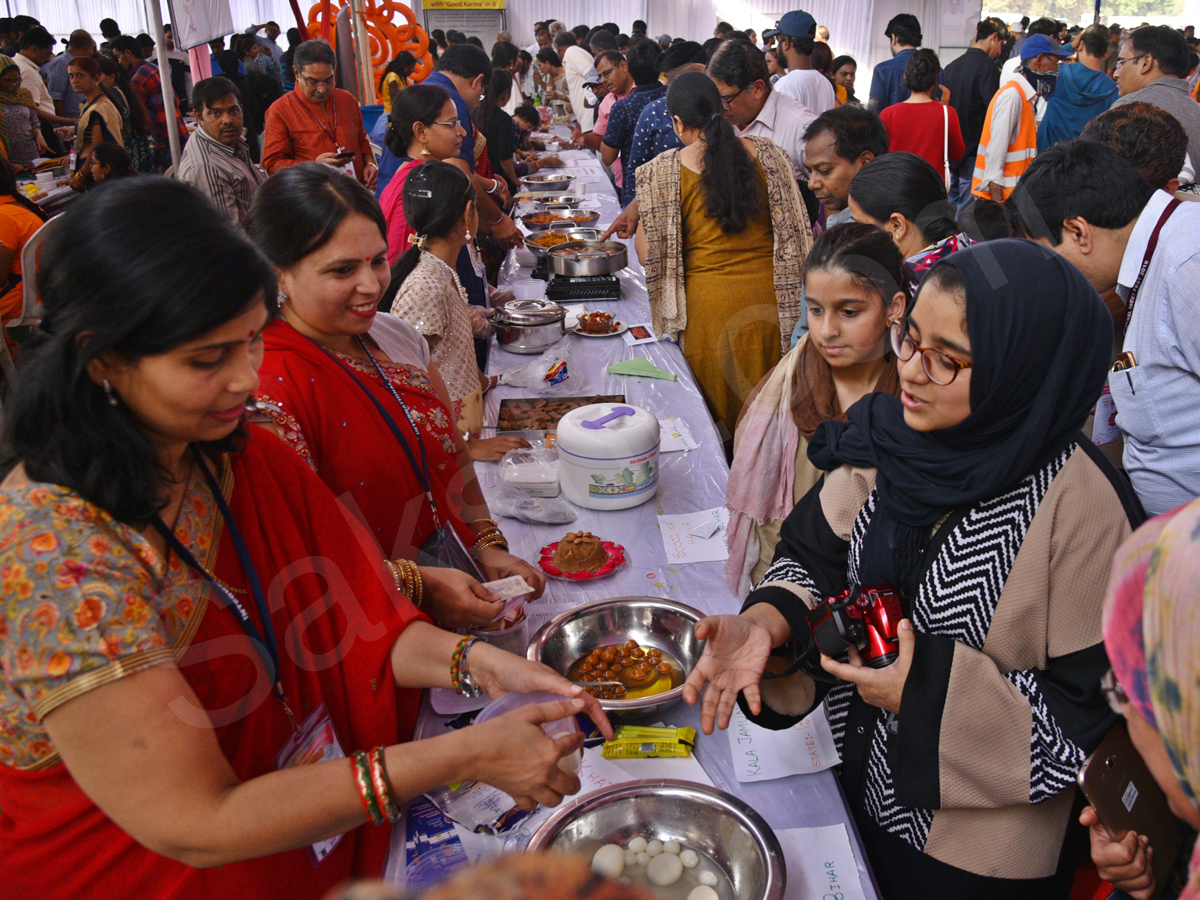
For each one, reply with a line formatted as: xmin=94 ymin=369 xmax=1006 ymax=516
xmin=682 ymin=614 xmax=774 ymax=735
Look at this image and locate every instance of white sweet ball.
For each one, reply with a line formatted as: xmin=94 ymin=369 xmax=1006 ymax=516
xmin=627 ymin=836 xmax=648 ymax=853
xmin=698 ymin=870 xmax=719 ymax=886
xmin=591 ymin=844 xmax=625 ymax=879
xmin=625 ymin=849 xmax=639 ymax=867
xmin=679 ymin=849 xmax=700 ymax=868
xmin=688 ymin=886 xmax=719 ymax=900
xmin=636 ymin=852 xmax=651 ymax=867
xmin=663 ymin=840 xmax=682 ymax=855
xmin=646 ymin=840 xmax=664 ymax=856
xmin=646 ymin=852 xmax=684 ymax=886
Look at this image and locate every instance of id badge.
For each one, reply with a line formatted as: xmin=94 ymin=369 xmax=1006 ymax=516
xmin=1093 ymin=385 xmax=1120 ymax=446
xmin=275 ymin=703 xmax=347 ymax=865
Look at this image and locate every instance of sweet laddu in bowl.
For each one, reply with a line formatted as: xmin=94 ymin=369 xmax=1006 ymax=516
xmin=577 ymin=312 xmax=616 ymax=335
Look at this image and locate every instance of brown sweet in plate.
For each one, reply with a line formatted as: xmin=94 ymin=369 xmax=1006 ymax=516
xmin=577 ymin=311 xmax=616 ymax=334
xmin=550 ymin=531 xmax=609 ymax=574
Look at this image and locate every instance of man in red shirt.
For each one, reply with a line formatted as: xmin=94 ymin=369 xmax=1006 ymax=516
xmin=262 ymin=40 xmax=377 ymax=190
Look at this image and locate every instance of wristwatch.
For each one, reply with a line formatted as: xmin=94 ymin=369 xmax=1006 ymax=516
xmin=458 ymin=636 xmax=485 ymax=698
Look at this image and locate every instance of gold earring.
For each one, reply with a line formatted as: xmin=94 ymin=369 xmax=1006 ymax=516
xmin=420 ymin=141 xmax=431 ymax=157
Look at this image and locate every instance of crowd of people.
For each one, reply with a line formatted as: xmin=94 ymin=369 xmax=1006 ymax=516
xmin=1 ymin=8 xmax=1199 ymax=900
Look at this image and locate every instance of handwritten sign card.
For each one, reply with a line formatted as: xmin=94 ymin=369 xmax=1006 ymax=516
xmin=776 ymin=825 xmax=868 ymax=900
xmin=728 ymin=703 xmax=840 ymax=783
xmin=656 ymin=508 xmax=730 ymax=566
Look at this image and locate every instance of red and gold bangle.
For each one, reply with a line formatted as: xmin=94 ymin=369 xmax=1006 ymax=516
xmin=350 ymin=751 xmax=383 ymax=825
xmin=385 ymin=560 xmax=403 ymax=592
xmin=367 ymin=746 xmax=399 ymax=822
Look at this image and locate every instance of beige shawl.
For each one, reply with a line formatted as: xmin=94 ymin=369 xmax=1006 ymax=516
xmin=636 ymin=135 xmax=812 ymax=354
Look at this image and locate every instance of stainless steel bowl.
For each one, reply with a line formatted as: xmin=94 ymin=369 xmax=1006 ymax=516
xmin=528 ymin=192 xmax=584 ymax=208
xmin=520 ymin=210 xmax=602 ymax=233
xmin=520 ymin=173 xmax=575 ymax=193
xmin=493 ymin=298 xmax=567 ymax=354
xmin=547 ymin=240 xmax=629 ymax=277
xmin=526 ymin=597 xmax=703 ymax=717
xmin=527 ymin=779 xmax=786 ymax=900
xmin=523 ymin=228 xmax=605 ymax=258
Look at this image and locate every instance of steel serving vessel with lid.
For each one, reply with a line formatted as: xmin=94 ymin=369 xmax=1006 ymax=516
xmin=493 ymin=298 xmax=567 ymax=354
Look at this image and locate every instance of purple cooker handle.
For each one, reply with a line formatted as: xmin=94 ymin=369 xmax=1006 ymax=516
xmin=581 ymin=406 xmax=636 ymax=430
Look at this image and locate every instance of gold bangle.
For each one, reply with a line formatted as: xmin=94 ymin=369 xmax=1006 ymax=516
xmin=409 ymin=563 xmax=424 ymax=609
xmin=385 ymin=560 xmax=403 ymax=592
xmin=471 ymin=535 xmax=509 ymax=559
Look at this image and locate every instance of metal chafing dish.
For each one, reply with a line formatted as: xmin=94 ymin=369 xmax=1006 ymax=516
xmin=547 ymin=240 xmax=629 ymax=277
xmin=524 ymin=228 xmax=603 ymax=258
xmin=520 ymin=209 xmax=602 ymax=232
xmin=519 ymin=173 xmax=575 ymax=192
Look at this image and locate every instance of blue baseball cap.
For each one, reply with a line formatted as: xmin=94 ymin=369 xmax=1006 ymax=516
xmin=1020 ymin=33 xmax=1071 ymax=60
xmin=763 ymin=11 xmax=817 ymax=41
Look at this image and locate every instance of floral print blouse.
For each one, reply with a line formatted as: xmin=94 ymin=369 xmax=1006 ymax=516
xmin=0 ymin=467 xmax=224 ymax=770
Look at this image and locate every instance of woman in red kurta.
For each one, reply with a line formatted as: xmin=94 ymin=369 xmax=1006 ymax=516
xmin=249 ymin=164 xmax=536 ymax=629
xmin=0 ymin=178 xmax=606 ymax=900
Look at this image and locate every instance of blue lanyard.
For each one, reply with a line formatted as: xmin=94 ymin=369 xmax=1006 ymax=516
xmin=151 ymin=451 xmax=297 ymax=728
xmin=321 ymin=338 xmax=443 ymax=526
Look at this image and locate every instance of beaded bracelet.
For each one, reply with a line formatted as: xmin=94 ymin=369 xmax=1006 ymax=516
xmin=350 ymin=750 xmax=384 ymax=826
xmin=367 ymin=746 xmax=400 ymax=822
xmin=450 ymin=635 xmax=483 ymax=696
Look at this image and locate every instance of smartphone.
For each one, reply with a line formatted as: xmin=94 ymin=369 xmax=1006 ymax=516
xmin=332 ymin=152 xmax=355 ymax=161
xmin=1077 ymin=722 xmax=1188 ymax=898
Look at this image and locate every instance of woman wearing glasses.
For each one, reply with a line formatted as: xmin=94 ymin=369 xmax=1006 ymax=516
xmin=684 ymin=240 xmax=1144 ymax=900
xmin=378 ymin=84 xmax=466 ymax=264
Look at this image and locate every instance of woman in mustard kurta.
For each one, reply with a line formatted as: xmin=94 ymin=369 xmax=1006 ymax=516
xmin=636 ymin=72 xmax=811 ymax=441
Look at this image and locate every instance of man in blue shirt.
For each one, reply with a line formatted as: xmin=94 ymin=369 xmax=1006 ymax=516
xmin=42 ymin=29 xmax=94 ymax=120
xmin=601 ymin=37 xmax=665 ymax=206
xmin=626 ymin=42 xmax=708 ymax=192
xmin=869 ymin=14 xmax=921 ymax=112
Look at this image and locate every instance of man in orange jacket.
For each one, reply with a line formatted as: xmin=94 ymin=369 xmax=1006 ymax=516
xmin=972 ymin=34 xmax=1069 ymax=201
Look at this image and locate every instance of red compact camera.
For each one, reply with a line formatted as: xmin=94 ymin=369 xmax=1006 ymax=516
xmin=805 ymin=584 xmax=903 ymax=668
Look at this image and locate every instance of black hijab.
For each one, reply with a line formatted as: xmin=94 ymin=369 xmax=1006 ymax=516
xmin=808 ymin=240 xmax=1113 ymax=589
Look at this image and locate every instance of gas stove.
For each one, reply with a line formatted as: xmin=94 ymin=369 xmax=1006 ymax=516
xmin=545 ymin=273 xmax=623 ymax=303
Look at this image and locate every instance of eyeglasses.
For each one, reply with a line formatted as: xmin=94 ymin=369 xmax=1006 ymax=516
xmin=596 ymin=66 xmax=616 ymax=80
xmin=1101 ymin=668 xmax=1129 ymax=715
xmin=718 ymin=86 xmax=744 ymax=109
xmin=429 ymin=118 xmax=462 ymax=130
xmin=889 ymin=318 xmax=973 ymax=385
xmin=1114 ymin=53 xmax=1146 ymax=70
xmin=300 ymin=75 xmax=335 ymax=89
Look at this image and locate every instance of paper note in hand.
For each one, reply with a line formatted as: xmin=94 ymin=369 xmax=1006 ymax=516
xmin=481 ymin=576 xmax=534 ymax=599
xmin=728 ymin=703 xmax=840 ymax=782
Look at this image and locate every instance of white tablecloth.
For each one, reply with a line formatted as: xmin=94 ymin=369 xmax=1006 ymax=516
xmin=397 ymin=144 xmax=881 ymax=900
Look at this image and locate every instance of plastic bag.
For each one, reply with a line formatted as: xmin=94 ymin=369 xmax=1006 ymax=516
xmin=490 ymin=487 xmax=578 ymax=524
xmin=498 ymin=343 xmax=588 ymax=396
xmin=497 ymin=447 xmax=560 ymax=498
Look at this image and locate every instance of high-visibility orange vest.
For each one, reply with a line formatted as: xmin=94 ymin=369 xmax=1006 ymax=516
xmin=972 ymin=80 xmax=1038 ymax=200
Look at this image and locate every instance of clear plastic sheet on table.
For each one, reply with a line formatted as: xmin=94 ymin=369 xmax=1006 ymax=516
xmin=392 ymin=136 xmax=881 ymax=900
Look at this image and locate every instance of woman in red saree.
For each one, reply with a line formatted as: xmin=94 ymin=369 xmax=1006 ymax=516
xmin=0 ymin=178 xmax=609 ymax=900
xmin=248 ymin=164 xmax=536 ymax=629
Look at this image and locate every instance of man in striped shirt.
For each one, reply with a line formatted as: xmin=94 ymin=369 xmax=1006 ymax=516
xmin=177 ymin=77 xmax=268 ymax=225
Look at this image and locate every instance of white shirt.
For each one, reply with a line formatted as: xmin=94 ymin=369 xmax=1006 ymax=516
xmin=976 ymin=73 xmax=1037 ymax=194
xmin=1001 ymin=56 xmax=1049 ymax=122
xmin=737 ymin=89 xmax=816 ymax=183
xmin=14 ymin=52 xmax=54 ymax=117
xmin=1111 ymin=189 xmax=1200 ymax=515
xmin=561 ymin=45 xmax=595 ymax=132
xmin=773 ymin=69 xmax=837 ymax=115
